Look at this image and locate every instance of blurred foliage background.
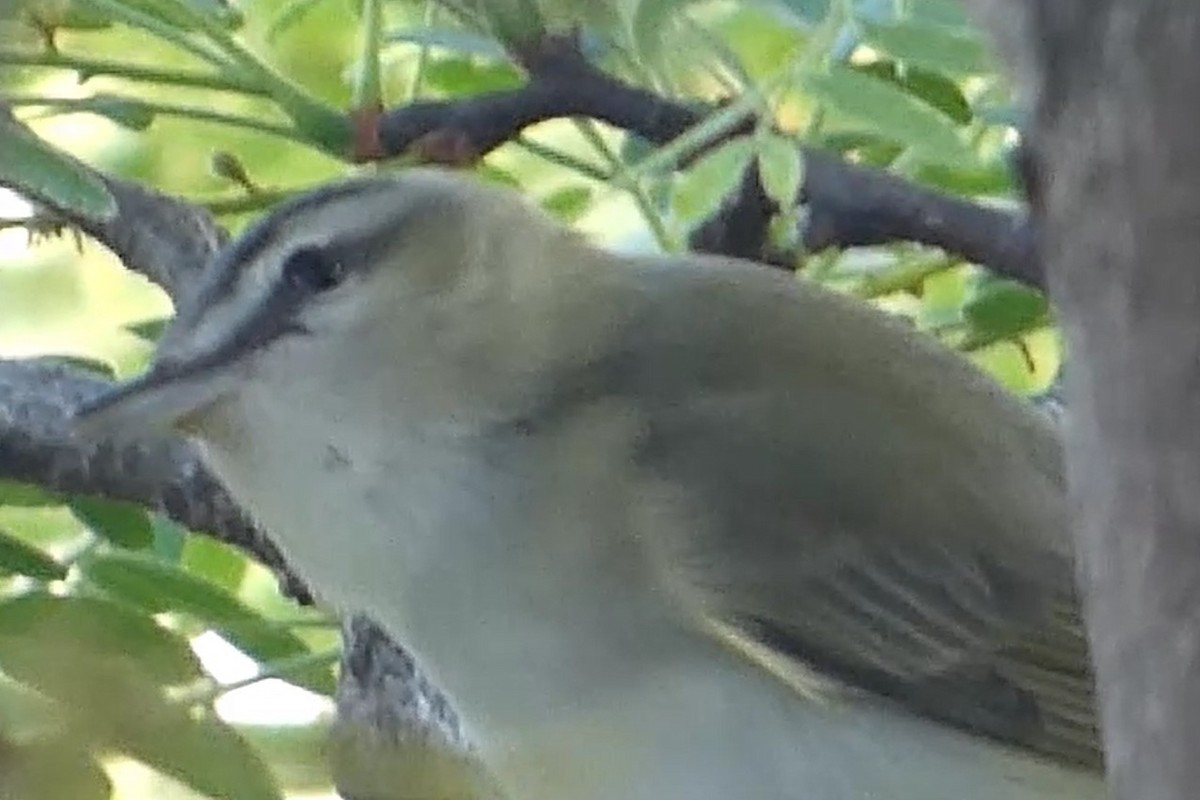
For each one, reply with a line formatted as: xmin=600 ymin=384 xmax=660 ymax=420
xmin=0 ymin=0 xmax=1056 ymax=797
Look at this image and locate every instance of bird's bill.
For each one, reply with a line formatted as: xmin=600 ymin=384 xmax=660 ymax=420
xmin=72 ymin=359 xmax=239 ymax=440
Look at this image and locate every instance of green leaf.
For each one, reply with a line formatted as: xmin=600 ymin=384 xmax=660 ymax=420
xmin=756 ymin=133 xmax=804 ymax=208
xmin=0 ymin=119 xmax=116 ymax=221
xmin=59 ymin=4 xmax=117 ymax=30
xmin=534 ymin=0 xmax=624 ymax=34
xmin=773 ymin=0 xmax=833 ymax=25
xmin=0 ymin=593 xmax=205 ymax=687
xmin=153 ymin=516 xmax=189 ymax=564
xmin=111 ymin=690 xmax=281 ymax=800
xmin=85 ymin=95 xmax=157 ymax=130
xmin=853 ymin=61 xmax=973 ymax=125
xmin=265 ymin=0 xmax=322 ymax=41
xmin=0 ymin=740 xmax=112 ymax=800
xmin=6 ymin=607 xmax=275 ymax=800
xmin=39 ymin=353 xmax=115 ymax=378
xmin=901 ymin=0 xmax=972 ymax=31
xmin=861 ymin=21 xmax=992 ymax=75
xmin=0 ymin=481 xmax=62 ymax=508
xmin=475 ymin=163 xmax=521 ymax=188
xmin=0 ymin=676 xmax=64 ymax=744
xmin=671 ymin=136 xmax=754 ymax=224
xmin=123 ymin=315 xmax=171 ymax=342
xmin=182 ymin=0 xmax=243 ymax=28
xmin=619 ymin=133 xmax=656 ymax=166
xmin=421 ymin=57 xmax=523 ymax=94
xmin=113 ymin=701 xmax=281 ymax=800
xmin=975 ymin=103 xmax=1025 ymax=130
xmin=180 ymin=534 xmax=247 ymax=593
xmin=540 ymin=185 xmax=593 ymax=222
xmin=914 ymin=161 xmax=1015 ymax=196
xmin=472 ymin=0 xmax=545 ymax=45
xmin=21 ymin=656 xmax=283 ymax=800
xmin=849 ymin=60 xmax=969 ymax=125
xmin=817 ymin=131 xmax=903 ymax=165
xmin=0 ymin=529 xmax=66 ymax=581
xmin=77 ymin=0 xmax=241 ymax=30
xmin=897 ymin=68 xmax=972 ymax=125
xmin=801 ymin=65 xmax=975 ymax=166
xmin=387 ymin=25 xmax=508 ymax=59
xmin=79 ymin=553 xmax=335 ymax=695
xmin=962 ymin=279 xmax=1050 ymax=341
xmin=69 ymin=497 xmax=155 ymax=550
xmin=3 ymin=0 xmax=112 ymax=28
xmin=632 ymin=0 xmax=698 ymax=59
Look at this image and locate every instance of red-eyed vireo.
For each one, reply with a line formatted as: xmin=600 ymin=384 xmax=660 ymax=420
xmin=74 ymin=169 xmax=1103 ymax=800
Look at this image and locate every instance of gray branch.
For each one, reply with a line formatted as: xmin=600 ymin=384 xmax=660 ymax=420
xmin=0 ymin=357 xmax=301 ymax=595
xmin=332 ymin=615 xmax=501 ymax=800
xmin=78 ymin=175 xmax=228 ymax=299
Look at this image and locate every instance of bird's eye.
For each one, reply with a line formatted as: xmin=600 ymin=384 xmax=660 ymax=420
xmin=281 ymin=245 xmax=345 ymax=292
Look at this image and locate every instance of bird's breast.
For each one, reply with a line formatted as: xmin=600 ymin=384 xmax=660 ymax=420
xmin=194 ymin=388 xmax=692 ymax=724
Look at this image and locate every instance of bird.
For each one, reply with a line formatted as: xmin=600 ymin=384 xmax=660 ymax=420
xmin=74 ymin=167 xmax=1104 ymax=800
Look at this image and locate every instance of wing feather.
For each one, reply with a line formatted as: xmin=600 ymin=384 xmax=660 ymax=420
xmin=592 ymin=257 xmax=1101 ymax=768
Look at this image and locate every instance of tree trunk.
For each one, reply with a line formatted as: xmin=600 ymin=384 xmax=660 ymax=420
xmin=967 ymin=3 xmax=1200 ymax=798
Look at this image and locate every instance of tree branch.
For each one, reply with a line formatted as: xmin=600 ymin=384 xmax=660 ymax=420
xmin=369 ymin=34 xmax=1042 ymax=286
xmin=332 ymin=615 xmax=493 ymax=800
xmin=4 ymin=32 xmax=1041 ymax=287
xmin=0 ymin=357 xmax=304 ymax=597
xmin=75 ymin=176 xmax=229 ymax=299
xmin=0 ymin=110 xmax=227 ymax=298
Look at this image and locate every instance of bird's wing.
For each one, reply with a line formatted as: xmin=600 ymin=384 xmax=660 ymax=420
xmin=591 ymin=257 xmax=1099 ymax=768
